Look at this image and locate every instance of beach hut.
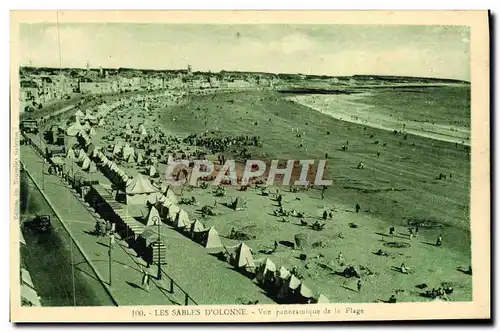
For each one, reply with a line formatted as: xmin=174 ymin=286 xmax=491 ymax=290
xmin=81 ymin=156 xmax=91 ymax=170
xmin=163 ymin=186 xmax=178 ymax=204
xmin=167 ymin=204 xmax=180 ymax=223
xmin=125 ymin=174 xmax=160 ymax=205
xmin=200 ymin=227 xmax=223 ymax=249
xmin=277 ymin=274 xmax=301 ymax=302
xmin=112 ymin=143 xmax=122 ymax=156
xmin=255 ymin=258 xmax=277 ymax=285
xmin=66 ymin=121 xmax=83 ymax=137
xmin=123 ymin=144 xmax=135 ymax=160
xmin=74 ymin=110 xmax=85 ymax=118
xmin=313 ymin=293 xmax=330 ymax=304
xmin=66 ymin=147 xmax=76 ymax=160
xmin=145 ymin=206 xmax=161 ymax=226
xmin=231 ymin=242 xmax=255 ymax=269
xmin=275 ymin=266 xmax=291 ymax=289
xmin=136 ymin=152 xmax=144 ymax=165
xmin=158 ymin=198 xmax=173 ymax=218
xmin=174 ymin=209 xmax=191 ymax=229
xmin=149 ymin=165 xmax=158 ymax=177
xmin=296 ymin=283 xmax=314 ymax=304
xmin=189 ymin=219 xmax=205 ymax=239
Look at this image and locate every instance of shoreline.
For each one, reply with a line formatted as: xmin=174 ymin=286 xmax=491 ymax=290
xmin=286 ymin=94 xmax=471 ymax=147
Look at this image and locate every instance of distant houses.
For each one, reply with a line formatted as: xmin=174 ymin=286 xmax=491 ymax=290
xmin=19 ymin=66 xmax=285 ymax=111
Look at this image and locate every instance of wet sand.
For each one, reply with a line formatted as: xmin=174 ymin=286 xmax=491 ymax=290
xmin=287 ymin=93 xmax=470 ymax=146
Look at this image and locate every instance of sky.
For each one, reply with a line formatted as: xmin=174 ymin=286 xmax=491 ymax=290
xmin=19 ymin=24 xmax=470 ymax=81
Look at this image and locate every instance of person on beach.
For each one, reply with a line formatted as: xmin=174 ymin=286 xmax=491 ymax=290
xmin=409 ymin=228 xmax=414 ymax=240
xmin=436 ymin=235 xmax=443 ymax=247
xmin=337 ymin=252 xmax=344 ymax=264
xmin=321 ymin=185 xmax=327 ymax=200
xmin=141 ymin=269 xmax=150 ymax=293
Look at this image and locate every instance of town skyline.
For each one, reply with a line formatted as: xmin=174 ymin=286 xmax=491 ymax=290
xmin=19 ymin=23 xmax=470 ymax=81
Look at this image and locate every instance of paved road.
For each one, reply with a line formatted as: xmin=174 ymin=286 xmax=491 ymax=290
xmin=21 ymin=146 xmax=179 ymax=306
xmin=20 ymin=171 xmax=116 ymax=307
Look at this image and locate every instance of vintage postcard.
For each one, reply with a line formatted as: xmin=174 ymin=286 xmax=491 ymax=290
xmin=10 ymin=10 xmax=490 ymax=322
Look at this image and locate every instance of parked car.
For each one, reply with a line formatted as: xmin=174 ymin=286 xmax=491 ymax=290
xmin=24 ymin=215 xmax=52 ymax=234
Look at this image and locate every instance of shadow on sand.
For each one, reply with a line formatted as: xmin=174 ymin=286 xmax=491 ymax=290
xmin=279 ymin=240 xmax=295 ymax=248
xmin=220 ymin=202 xmax=234 ymax=209
xmin=376 ymin=299 xmax=396 ymax=303
xmin=126 ymin=281 xmax=142 ymax=289
xmin=341 ymin=285 xmax=357 ymax=292
xmin=96 ymin=241 xmax=110 ymax=248
xmin=377 ymin=233 xmax=408 ymax=240
xmin=456 ymin=267 xmax=472 ymax=275
xmin=390 ymin=266 xmax=404 ymax=273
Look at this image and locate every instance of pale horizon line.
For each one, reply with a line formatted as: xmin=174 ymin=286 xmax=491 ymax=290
xmin=18 ymin=65 xmax=471 ymax=83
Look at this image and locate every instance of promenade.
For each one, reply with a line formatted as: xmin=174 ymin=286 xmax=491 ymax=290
xmin=21 ymin=146 xmax=179 ymax=306
xmin=21 ymin=145 xmax=275 ymax=305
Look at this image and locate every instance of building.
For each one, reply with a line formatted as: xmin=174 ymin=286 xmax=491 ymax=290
xmin=227 ymin=79 xmax=254 ymax=89
xmin=79 ymin=78 xmax=117 ymax=94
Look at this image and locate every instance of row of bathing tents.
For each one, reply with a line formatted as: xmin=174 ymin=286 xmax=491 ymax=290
xmin=67 ymin=106 xmax=110 ymax=137
xmin=138 ymin=189 xmax=329 ymax=304
xmin=65 ymin=98 xmax=329 ymax=305
xmin=65 ymin=147 xmax=98 ymax=173
xmin=130 ymin=188 xmax=226 ymax=251
xmin=69 ymin=139 xmax=159 ymax=206
xmin=124 ymin=122 xmax=149 ymax=138
xmin=65 ymin=99 xmax=128 ymax=139
xmin=111 ymin=142 xmax=147 ymax=165
xmin=254 ymin=258 xmax=330 ymax=304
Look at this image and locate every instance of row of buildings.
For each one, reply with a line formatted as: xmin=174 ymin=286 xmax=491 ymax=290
xmin=19 ymin=66 xmax=281 ymax=111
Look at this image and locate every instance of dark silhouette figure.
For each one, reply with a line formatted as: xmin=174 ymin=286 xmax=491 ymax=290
xmin=436 ymin=235 xmax=443 ymax=247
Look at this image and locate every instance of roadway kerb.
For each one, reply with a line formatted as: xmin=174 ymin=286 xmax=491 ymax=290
xmin=20 ymin=148 xmax=180 ymax=306
xmin=20 ymin=159 xmax=120 ymax=307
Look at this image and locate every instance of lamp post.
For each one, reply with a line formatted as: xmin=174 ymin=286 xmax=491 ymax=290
xmin=152 ymin=215 xmax=162 ymax=281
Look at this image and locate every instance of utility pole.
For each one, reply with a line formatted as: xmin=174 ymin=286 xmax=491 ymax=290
xmin=40 ymin=129 xmax=45 ymax=191
xmin=108 ymin=230 xmax=115 ymax=286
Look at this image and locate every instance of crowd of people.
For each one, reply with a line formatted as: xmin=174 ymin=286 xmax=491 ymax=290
xmin=183 ymin=133 xmax=262 ymax=155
